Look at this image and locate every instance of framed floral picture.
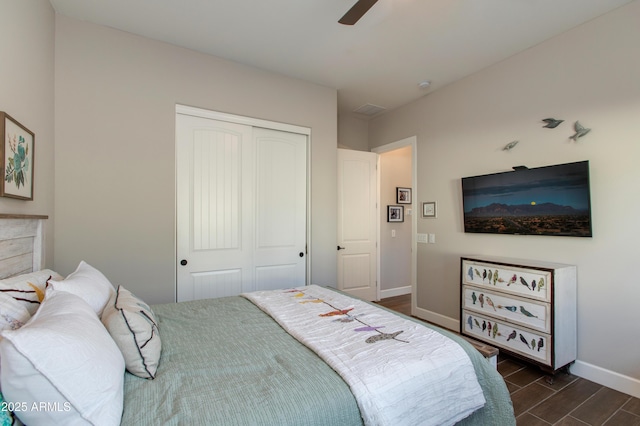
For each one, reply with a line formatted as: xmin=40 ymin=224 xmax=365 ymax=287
xmin=0 ymin=112 xmax=34 ymax=200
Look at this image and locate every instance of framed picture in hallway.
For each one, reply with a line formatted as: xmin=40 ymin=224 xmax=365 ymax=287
xmin=396 ymin=187 xmax=411 ymax=204
xmin=388 ymin=205 xmax=404 ymax=222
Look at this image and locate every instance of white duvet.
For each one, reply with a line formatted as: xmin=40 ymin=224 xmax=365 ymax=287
xmin=242 ymin=285 xmax=485 ymax=426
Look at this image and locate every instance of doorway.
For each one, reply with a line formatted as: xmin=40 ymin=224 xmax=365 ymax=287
xmin=372 ymin=137 xmax=417 ymax=311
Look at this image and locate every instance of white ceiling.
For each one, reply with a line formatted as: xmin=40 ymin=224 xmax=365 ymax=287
xmin=49 ymin=0 xmax=634 ymax=119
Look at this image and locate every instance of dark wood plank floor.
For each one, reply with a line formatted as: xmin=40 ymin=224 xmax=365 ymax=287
xmin=376 ymin=294 xmax=640 ymax=425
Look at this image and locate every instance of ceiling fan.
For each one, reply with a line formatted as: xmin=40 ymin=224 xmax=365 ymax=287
xmin=339 ymin=0 xmax=379 ymax=25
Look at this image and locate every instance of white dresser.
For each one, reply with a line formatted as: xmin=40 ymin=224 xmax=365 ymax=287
xmin=460 ymin=256 xmax=576 ymax=373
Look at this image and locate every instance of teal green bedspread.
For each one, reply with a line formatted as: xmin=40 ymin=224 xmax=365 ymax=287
xmin=121 ymin=295 xmax=514 ymax=425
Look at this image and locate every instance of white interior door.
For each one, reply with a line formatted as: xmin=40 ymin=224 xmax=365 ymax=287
xmin=176 ymin=114 xmax=307 ymax=302
xmin=337 ymin=149 xmax=378 ymax=301
xmin=253 ymin=127 xmax=307 ymax=292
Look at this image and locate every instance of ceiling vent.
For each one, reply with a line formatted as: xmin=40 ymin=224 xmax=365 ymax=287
xmin=353 ymin=103 xmax=386 ymax=116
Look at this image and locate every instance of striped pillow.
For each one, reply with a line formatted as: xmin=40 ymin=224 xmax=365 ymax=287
xmin=0 ymin=269 xmax=63 ymax=316
xmin=101 ymin=286 xmax=161 ymax=379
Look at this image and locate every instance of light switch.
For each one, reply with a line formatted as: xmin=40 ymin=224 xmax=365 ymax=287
xmin=391 ymin=229 xmax=396 ymax=238
xmin=428 ymin=233 xmax=436 ymax=244
xmin=417 ymin=233 xmax=427 ymax=244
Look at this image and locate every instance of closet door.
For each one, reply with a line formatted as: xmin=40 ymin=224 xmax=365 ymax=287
xmin=176 ymin=114 xmax=307 ymax=302
xmin=253 ymin=127 xmax=307 ymax=292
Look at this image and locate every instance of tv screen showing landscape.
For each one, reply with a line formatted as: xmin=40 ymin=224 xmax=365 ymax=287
xmin=462 ymin=161 xmax=592 ymax=237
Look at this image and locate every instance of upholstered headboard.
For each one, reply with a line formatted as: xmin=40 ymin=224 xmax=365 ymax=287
xmin=0 ymin=214 xmax=48 ymax=279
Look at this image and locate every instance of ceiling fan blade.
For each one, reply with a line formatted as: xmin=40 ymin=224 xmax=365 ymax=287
xmin=339 ymin=0 xmax=379 ymax=25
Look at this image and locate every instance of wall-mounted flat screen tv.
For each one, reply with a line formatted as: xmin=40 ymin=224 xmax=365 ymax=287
xmin=462 ymin=161 xmax=592 ymax=237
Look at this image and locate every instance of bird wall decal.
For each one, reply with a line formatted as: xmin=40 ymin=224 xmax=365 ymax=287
xmin=502 ymin=140 xmax=519 ymax=151
xmin=570 ymin=121 xmax=591 ymax=141
xmin=542 ymin=118 xmax=564 ymax=128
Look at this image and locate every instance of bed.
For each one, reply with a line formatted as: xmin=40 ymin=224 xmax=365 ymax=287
xmin=0 ymin=216 xmax=515 ymax=425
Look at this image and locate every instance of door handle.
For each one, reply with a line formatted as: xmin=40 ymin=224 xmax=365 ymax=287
xmin=337 ymin=246 xmax=346 ymax=250
xmin=180 ymin=259 xmax=188 ymax=266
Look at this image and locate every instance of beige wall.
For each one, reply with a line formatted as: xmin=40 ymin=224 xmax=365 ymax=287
xmin=379 ymin=146 xmax=412 ymax=293
xmin=369 ymin=1 xmax=640 ymax=392
xmin=0 ymin=0 xmax=56 ymax=266
xmin=338 ymin=113 xmax=369 ymax=151
xmin=54 ymin=16 xmax=338 ymax=304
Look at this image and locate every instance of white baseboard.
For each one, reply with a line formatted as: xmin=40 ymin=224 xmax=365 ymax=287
xmin=379 ymin=285 xmax=411 ymax=299
xmin=571 ymin=360 xmax=640 ymax=399
xmin=414 ymin=308 xmax=640 ymax=399
xmin=413 ymin=306 xmax=460 ymax=331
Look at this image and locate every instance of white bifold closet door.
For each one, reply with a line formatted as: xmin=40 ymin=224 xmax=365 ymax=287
xmin=176 ymin=113 xmax=307 ymax=302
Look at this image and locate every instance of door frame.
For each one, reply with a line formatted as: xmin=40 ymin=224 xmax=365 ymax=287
xmin=175 ymin=104 xmax=312 ymax=300
xmin=371 ymin=136 xmax=417 ymax=311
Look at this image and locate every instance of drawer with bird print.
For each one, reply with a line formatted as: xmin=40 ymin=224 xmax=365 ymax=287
xmin=462 ymin=258 xmax=552 ymax=302
xmin=462 ymin=285 xmax=550 ymax=333
xmin=463 ymin=310 xmax=551 ymax=366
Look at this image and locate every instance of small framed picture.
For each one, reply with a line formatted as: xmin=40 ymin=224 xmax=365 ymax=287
xmin=387 ymin=205 xmax=404 ymax=222
xmin=396 ymin=187 xmax=411 ymax=204
xmin=422 ymin=201 xmax=436 ymax=218
xmin=0 ymin=112 xmax=34 ymax=200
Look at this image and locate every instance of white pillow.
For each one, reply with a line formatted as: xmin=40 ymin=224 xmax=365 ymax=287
xmin=0 ymin=269 xmax=64 ymax=315
xmin=0 ymin=294 xmax=30 ymax=332
xmin=47 ymin=261 xmax=115 ymax=317
xmin=0 ymin=288 xmax=125 ymax=426
xmin=102 ymin=285 xmax=162 ymax=379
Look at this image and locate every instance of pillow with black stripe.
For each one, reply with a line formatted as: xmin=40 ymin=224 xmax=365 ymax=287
xmin=0 ymin=269 xmax=64 ymax=316
xmin=101 ymin=285 xmax=161 ymax=379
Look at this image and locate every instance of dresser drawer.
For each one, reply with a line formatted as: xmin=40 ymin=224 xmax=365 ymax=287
xmin=462 ymin=310 xmax=551 ymax=366
xmin=462 ymin=259 xmax=551 ymax=302
xmin=462 ymin=285 xmax=550 ymax=333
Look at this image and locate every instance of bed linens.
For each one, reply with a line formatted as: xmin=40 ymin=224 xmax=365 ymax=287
xmin=242 ymin=285 xmax=486 ymax=426
xmin=121 ymin=296 xmax=363 ymax=426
